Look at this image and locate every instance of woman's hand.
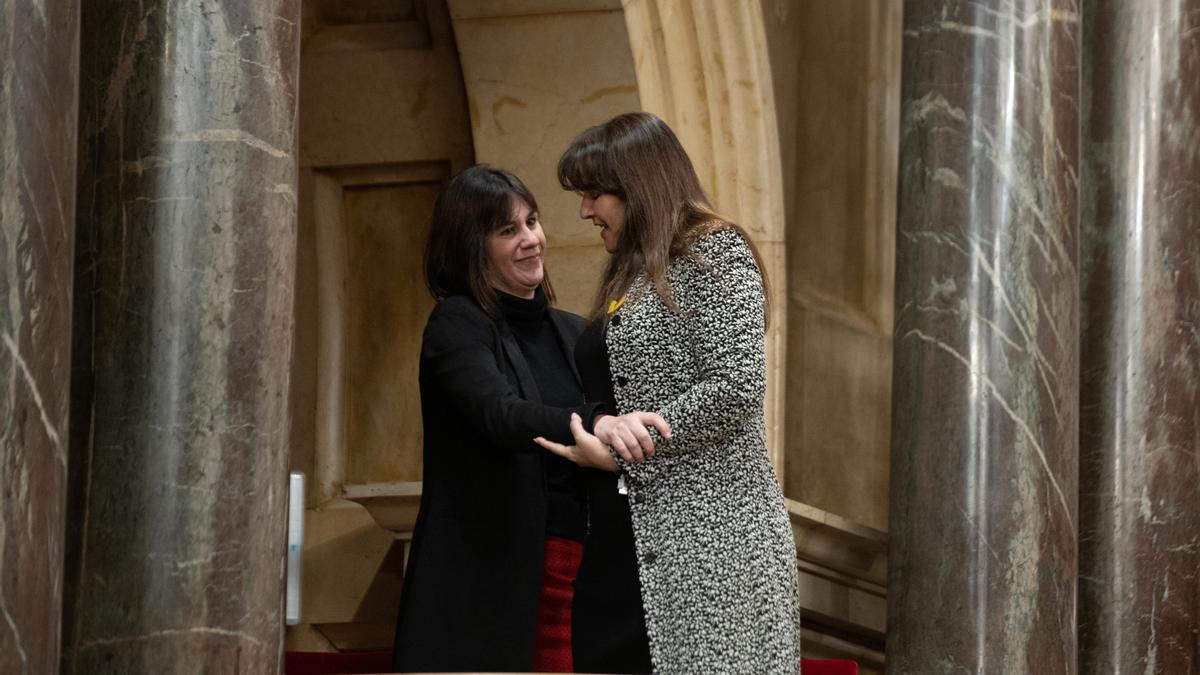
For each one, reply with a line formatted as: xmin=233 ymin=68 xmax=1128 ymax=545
xmin=593 ymin=411 xmax=672 ymax=463
xmin=535 ymin=413 xmax=619 ymax=471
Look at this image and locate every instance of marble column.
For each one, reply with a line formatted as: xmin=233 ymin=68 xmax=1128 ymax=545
xmin=1078 ymin=2 xmax=1200 ymax=672
xmin=888 ymin=2 xmax=1080 ymax=673
xmin=0 ymin=1 xmax=79 ymax=673
xmin=63 ymin=1 xmax=300 ymax=672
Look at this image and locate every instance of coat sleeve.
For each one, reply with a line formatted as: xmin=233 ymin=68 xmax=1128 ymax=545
xmin=614 ymin=230 xmax=767 ymax=480
xmin=421 ymin=298 xmax=600 ymax=453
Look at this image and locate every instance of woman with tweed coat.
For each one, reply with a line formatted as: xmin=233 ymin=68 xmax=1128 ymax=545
xmin=536 ymin=112 xmax=801 ymax=673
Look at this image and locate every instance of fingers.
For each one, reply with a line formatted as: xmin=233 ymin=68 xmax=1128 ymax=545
xmin=533 ymin=436 xmax=572 ymax=460
xmin=568 ymin=412 xmax=588 ymax=440
xmin=609 ymin=415 xmax=650 ymax=455
xmin=570 ymin=413 xmax=624 ymax=462
xmin=593 ymin=414 xmax=640 ymax=463
xmin=635 ymin=411 xmax=672 ymax=440
xmin=588 ymin=411 xmax=670 ymax=463
xmin=570 ymin=418 xmax=621 ymax=472
xmin=611 ymin=436 xmax=637 ymax=463
xmin=613 ymin=414 xmax=660 ymax=461
xmin=592 ymin=414 xmax=616 ymax=445
xmin=609 ymin=413 xmax=648 ymax=458
xmin=629 ymin=423 xmax=655 ymax=458
xmin=621 ymin=431 xmax=645 ymax=462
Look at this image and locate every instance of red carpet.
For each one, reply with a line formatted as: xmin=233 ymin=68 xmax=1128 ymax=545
xmin=285 ymin=651 xmax=857 ymax=674
xmin=284 ymin=650 xmax=392 ymax=675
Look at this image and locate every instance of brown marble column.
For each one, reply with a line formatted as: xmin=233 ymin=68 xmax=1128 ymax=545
xmin=1079 ymin=2 xmax=1200 ymax=672
xmin=0 ymin=2 xmax=79 ymax=673
xmin=888 ymin=1 xmax=1080 ymax=672
xmin=63 ymin=1 xmax=300 ymax=672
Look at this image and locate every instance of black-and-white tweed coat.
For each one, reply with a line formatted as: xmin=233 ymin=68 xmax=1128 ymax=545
xmin=606 ymin=228 xmax=801 ymax=673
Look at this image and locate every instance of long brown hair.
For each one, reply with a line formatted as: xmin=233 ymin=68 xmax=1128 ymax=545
xmin=425 ymin=165 xmax=553 ymax=318
xmin=557 ymin=112 xmax=769 ymax=322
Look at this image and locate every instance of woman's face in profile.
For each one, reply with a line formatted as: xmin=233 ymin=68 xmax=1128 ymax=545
xmin=486 ymin=197 xmax=546 ymax=298
xmin=579 ymin=192 xmax=626 ymax=254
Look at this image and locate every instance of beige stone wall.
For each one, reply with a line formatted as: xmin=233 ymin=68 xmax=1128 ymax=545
xmin=764 ymin=3 xmax=901 ymax=669
xmin=342 ymin=179 xmax=442 ymax=485
xmin=288 ymin=0 xmax=473 ymax=648
xmin=446 ymin=0 xmax=639 ymax=316
xmin=293 ymin=0 xmax=474 ymax=508
xmin=763 ymin=0 xmax=901 ymax=534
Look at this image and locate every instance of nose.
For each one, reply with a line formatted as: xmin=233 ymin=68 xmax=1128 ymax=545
xmin=579 ymin=196 xmax=594 ymax=219
xmin=518 ymin=225 xmax=540 ymax=249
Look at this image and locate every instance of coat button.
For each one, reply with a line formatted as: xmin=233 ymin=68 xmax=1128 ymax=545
xmin=643 ymin=550 xmax=656 ymax=565
xmin=634 ymin=493 xmax=646 ymax=504
xmin=610 ymin=314 xmax=621 ymax=327
xmin=616 ymin=375 xmax=628 ymax=387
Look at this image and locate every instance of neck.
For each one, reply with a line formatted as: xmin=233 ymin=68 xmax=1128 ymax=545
xmin=498 ymin=287 xmax=548 ymax=326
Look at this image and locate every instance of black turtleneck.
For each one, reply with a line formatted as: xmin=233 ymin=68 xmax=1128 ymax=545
xmin=498 ymin=289 xmax=587 ymax=541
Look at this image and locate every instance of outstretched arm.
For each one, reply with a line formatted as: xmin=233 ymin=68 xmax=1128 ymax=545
xmin=535 ymin=413 xmax=619 ymax=471
xmin=421 ymin=300 xmax=600 ymax=451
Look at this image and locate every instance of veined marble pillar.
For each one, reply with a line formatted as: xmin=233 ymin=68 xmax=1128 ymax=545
xmin=1079 ymin=2 xmax=1200 ymax=672
xmin=63 ymin=2 xmax=300 ymax=672
xmin=0 ymin=1 xmax=79 ymax=673
xmin=888 ymin=2 xmax=1080 ymax=672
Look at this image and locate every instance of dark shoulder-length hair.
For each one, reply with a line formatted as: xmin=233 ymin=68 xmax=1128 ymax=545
xmin=556 ymin=111 xmax=769 ymax=323
xmin=424 ymin=164 xmax=554 ymax=317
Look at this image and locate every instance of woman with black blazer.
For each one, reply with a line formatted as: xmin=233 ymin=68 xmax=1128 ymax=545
xmin=391 ymin=165 xmax=667 ymax=673
xmin=537 ymin=113 xmax=802 ymax=673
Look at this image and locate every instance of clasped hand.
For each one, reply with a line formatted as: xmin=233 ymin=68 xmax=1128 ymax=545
xmin=534 ymin=411 xmax=672 ymax=471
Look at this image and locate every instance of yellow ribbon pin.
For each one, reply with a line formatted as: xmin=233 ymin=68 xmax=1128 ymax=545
xmin=607 ymin=296 xmax=626 ymax=314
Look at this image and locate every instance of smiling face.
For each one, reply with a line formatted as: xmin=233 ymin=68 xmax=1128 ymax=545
xmin=486 ymin=197 xmax=546 ymax=298
xmin=579 ymin=192 xmax=627 ymax=254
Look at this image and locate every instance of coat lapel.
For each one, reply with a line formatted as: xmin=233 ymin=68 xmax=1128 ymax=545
xmin=498 ymin=323 xmax=542 ymax=402
xmin=548 ymin=309 xmax=585 ymax=389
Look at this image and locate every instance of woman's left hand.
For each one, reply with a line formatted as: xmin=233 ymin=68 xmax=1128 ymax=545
xmin=534 ymin=413 xmax=619 ymax=471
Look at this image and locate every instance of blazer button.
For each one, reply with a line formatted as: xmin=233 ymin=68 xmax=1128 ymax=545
xmin=634 ymin=493 xmax=646 ymax=504
xmin=616 ymin=375 xmax=628 ymax=387
xmin=610 ymin=314 xmax=621 ymax=327
xmin=643 ymin=550 xmax=656 ymax=565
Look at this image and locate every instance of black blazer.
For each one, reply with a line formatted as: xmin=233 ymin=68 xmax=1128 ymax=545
xmin=392 ymin=294 xmax=596 ymax=673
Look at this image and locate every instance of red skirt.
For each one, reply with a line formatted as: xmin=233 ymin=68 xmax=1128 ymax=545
xmin=532 ymin=536 xmax=583 ymax=673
